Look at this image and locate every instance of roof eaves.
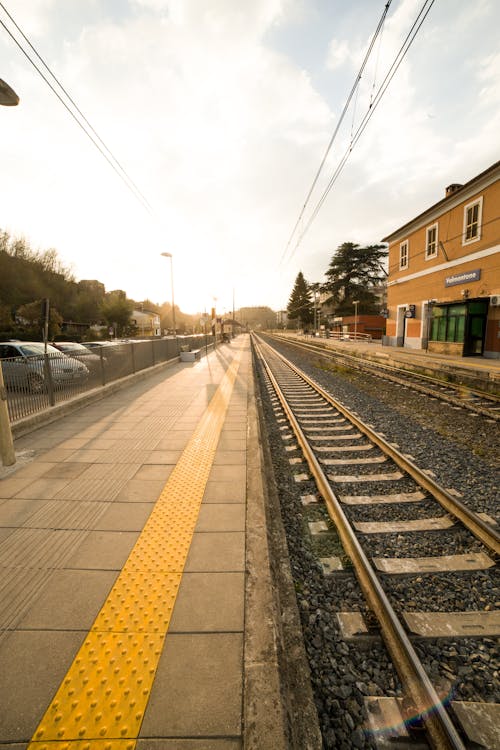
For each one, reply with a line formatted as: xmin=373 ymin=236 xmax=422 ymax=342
xmin=381 ymin=159 xmax=500 ymax=243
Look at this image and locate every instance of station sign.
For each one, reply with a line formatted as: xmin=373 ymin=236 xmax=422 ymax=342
xmin=445 ymin=269 xmax=481 ymax=287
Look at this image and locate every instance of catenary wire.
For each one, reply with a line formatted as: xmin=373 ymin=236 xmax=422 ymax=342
xmin=279 ymin=1 xmax=393 ymax=265
xmin=286 ymin=0 xmax=436 ymax=264
xmin=0 ymin=3 xmax=154 ymax=215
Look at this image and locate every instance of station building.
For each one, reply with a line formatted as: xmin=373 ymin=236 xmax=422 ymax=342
xmin=382 ymin=160 xmax=500 ymax=358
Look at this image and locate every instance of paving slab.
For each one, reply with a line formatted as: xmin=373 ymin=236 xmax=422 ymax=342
xmin=91 ymin=501 xmax=154 ymax=531
xmin=140 ymin=633 xmax=243 ymax=738
xmin=195 ymin=503 xmax=246 ymax=532
xmin=185 ymin=531 xmax=245 ymax=572
xmin=114 ymin=478 xmax=166 ymax=503
xmin=0 ymin=630 xmax=84 ymax=742
xmin=17 ymin=569 xmax=118 ymax=629
xmin=213 ymin=450 xmax=247 ymax=465
xmin=138 ymin=741 xmax=241 ymax=750
xmin=65 ymin=529 xmax=140 ymax=569
xmin=169 ymin=572 xmax=245 ymax=631
xmin=203 ymin=480 xmax=246 ymax=503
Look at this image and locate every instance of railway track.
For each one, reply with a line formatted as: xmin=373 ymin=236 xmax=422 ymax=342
xmin=252 ymin=333 xmax=499 ymax=750
xmin=265 ymin=333 xmax=500 ymax=422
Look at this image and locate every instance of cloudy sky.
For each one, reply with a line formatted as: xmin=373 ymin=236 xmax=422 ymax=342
xmin=1 ymin=0 xmax=499 ymax=315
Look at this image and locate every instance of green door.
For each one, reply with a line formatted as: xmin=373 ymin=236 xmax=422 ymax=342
xmin=464 ymin=301 xmax=488 ymax=356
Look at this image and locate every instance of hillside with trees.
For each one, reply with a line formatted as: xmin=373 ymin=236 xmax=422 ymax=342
xmin=0 ymin=229 xmax=201 ymax=340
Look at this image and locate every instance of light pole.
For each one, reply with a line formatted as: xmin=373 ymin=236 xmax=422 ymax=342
xmin=160 ymin=252 xmax=176 ymax=338
xmin=212 ymin=296 xmax=217 ymax=346
xmin=353 ymin=300 xmax=360 ymax=339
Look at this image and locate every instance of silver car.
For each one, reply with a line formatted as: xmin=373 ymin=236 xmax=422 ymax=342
xmin=51 ymin=341 xmax=103 ymax=367
xmin=0 ymin=341 xmax=89 ymax=393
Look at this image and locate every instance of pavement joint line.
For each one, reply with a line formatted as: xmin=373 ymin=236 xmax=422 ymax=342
xmin=27 ymin=347 xmax=243 ymax=750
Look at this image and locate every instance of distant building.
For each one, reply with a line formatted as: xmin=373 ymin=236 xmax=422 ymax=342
xmin=276 ymin=310 xmax=288 ymax=328
xmin=382 ymin=161 xmax=500 ymax=358
xmin=132 ymin=308 xmax=161 ymax=337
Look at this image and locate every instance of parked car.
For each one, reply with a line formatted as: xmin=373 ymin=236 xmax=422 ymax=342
xmin=52 ymin=341 xmax=102 ymax=366
xmin=0 ymin=341 xmax=89 ymax=393
xmin=84 ymin=341 xmax=124 ymax=351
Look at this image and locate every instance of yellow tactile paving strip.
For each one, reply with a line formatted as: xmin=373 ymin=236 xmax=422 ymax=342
xmin=28 ymin=347 xmax=243 ymax=750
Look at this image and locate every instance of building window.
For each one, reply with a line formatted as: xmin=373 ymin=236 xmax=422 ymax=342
xmin=425 ymin=223 xmax=438 ymax=259
xmin=430 ymin=304 xmax=466 ymax=343
xmin=463 ymin=197 xmax=482 ymax=245
xmin=399 ymin=240 xmax=409 ymax=270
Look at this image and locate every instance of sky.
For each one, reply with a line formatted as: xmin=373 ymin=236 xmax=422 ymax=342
xmin=1 ymin=0 xmax=499 ymax=316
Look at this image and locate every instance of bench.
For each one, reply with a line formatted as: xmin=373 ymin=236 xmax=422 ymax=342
xmin=180 ymin=348 xmax=202 ymax=362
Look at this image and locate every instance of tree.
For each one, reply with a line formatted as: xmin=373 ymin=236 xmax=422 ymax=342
xmin=100 ymin=291 xmax=134 ymax=337
xmin=0 ymin=230 xmax=77 ymax=319
xmin=287 ymin=272 xmax=313 ymax=327
xmin=322 ymin=242 xmax=387 ymax=315
xmin=74 ymin=280 xmax=106 ymax=326
xmin=16 ymin=300 xmax=63 ymax=339
xmin=0 ymin=304 xmax=13 ymax=332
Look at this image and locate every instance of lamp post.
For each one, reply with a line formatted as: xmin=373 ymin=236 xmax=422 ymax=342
xmin=161 ymin=252 xmax=177 ymax=350
xmin=212 ymin=296 xmax=217 ymax=346
xmin=353 ymin=300 xmax=360 ymax=339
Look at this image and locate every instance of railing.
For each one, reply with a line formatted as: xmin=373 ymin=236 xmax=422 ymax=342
xmin=281 ymin=330 xmax=373 ymax=342
xmin=1 ymin=335 xmax=208 ymax=424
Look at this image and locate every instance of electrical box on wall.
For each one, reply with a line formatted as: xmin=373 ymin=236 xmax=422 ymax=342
xmin=490 ymin=296 xmax=500 ymax=306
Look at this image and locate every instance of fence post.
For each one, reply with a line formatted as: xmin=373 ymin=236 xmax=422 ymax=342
xmin=98 ymin=348 xmax=105 ymax=386
xmin=0 ymin=365 xmax=15 ymax=466
xmin=44 ymin=353 xmax=55 ymax=406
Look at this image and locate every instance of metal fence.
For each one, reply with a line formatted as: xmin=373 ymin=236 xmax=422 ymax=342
xmin=1 ymin=335 xmax=208 ymax=424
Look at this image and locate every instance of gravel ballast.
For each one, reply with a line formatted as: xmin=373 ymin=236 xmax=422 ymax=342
xmin=254 ymin=336 xmax=499 ymax=749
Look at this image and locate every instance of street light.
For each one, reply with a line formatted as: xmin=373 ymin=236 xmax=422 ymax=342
xmin=353 ymin=300 xmax=360 ymax=339
xmin=160 ymin=252 xmax=176 ymax=342
xmin=0 ymin=79 xmax=19 ymax=106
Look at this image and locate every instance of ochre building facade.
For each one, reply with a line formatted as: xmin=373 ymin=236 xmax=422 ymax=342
xmin=382 ymin=161 xmax=500 ymax=358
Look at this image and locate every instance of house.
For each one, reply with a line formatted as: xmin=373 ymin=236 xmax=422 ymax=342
xmin=382 ymin=161 xmax=500 ymax=358
xmin=132 ymin=308 xmax=161 ymax=337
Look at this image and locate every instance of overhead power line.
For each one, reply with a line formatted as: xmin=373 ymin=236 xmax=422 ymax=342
xmin=280 ymin=0 xmax=393 ymax=265
xmin=283 ymin=0 xmax=437 ymax=264
xmin=0 ymin=2 xmax=154 ymax=215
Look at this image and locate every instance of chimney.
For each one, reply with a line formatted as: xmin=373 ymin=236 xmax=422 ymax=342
xmin=445 ymin=183 xmax=463 ymax=197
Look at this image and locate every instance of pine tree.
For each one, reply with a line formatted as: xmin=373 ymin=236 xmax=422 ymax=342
xmin=287 ymin=271 xmax=314 ymax=327
xmin=322 ymin=242 xmax=387 ymax=314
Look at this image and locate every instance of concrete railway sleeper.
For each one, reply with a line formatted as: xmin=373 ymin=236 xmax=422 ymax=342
xmin=252 ymin=333 xmax=499 ymax=750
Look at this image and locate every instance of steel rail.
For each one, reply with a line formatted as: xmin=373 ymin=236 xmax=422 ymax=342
xmin=260 ymin=335 xmax=500 ymax=556
xmin=253 ymin=335 xmax=466 ymax=750
xmin=267 ymin=333 xmax=500 ymax=420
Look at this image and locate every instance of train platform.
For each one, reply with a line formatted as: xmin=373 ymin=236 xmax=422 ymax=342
xmin=0 ymin=335 xmax=320 ymax=750
xmin=280 ymin=333 xmax=500 ymax=393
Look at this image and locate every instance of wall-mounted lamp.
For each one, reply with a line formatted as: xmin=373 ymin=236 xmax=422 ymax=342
xmin=461 ymin=289 xmax=470 ymax=299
